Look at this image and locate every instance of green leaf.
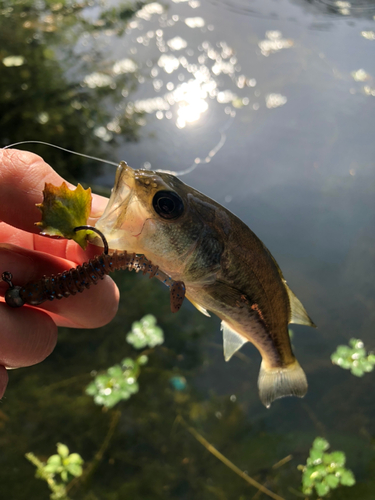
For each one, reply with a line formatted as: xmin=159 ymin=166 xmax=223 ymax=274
xmin=66 ymin=462 xmax=83 ymax=477
xmin=35 ymin=182 xmax=93 ymax=249
xmin=340 ymin=359 xmax=352 ymax=369
xmin=57 ymin=443 xmax=69 ymax=459
xmin=322 ymin=452 xmax=333 ymax=465
xmin=85 ymin=382 xmax=97 ymax=396
xmin=349 ymin=338 xmax=363 ymax=349
xmin=108 ymin=365 xmax=123 ymax=378
xmin=325 ymin=474 xmax=340 ymax=489
xmin=340 ymin=469 xmax=356 ymax=486
xmin=302 ymin=486 xmax=313 ymax=495
xmin=354 ymin=347 xmax=366 ymax=358
xmin=67 ymin=453 xmax=83 ymax=465
xmin=330 ymin=451 xmax=345 ymax=467
xmin=315 ymin=481 xmax=330 ymax=497
xmin=43 ymin=464 xmax=60 ymax=474
xmin=302 ymin=473 xmax=314 ymax=488
xmin=47 ymin=454 xmax=62 ymax=466
xmin=310 ymin=449 xmax=324 ymax=463
xmin=335 ymin=345 xmax=351 ymax=357
xmin=351 ymin=366 xmax=364 ymax=377
xmin=362 ymin=361 xmax=374 ymax=372
xmin=312 ymin=437 xmax=330 ymax=452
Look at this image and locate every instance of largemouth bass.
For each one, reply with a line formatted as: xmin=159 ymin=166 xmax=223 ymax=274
xmin=95 ymin=161 xmax=315 ymax=407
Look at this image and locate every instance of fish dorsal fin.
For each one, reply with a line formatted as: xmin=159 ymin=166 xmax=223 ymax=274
xmin=284 ymin=283 xmax=316 ymax=328
xmin=186 ymin=295 xmax=211 ymax=317
xmin=221 ymin=321 xmax=248 ymax=361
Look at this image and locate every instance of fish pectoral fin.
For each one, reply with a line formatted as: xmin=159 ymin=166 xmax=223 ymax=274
xmin=186 ymin=294 xmax=211 ymax=317
xmin=258 ymin=360 xmax=308 ymax=408
xmin=285 ymin=283 xmax=316 ymax=328
xmin=221 ymin=321 xmax=248 ymax=362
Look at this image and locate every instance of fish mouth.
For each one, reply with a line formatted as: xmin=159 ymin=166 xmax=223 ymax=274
xmin=94 ymin=162 xmax=135 ymax=248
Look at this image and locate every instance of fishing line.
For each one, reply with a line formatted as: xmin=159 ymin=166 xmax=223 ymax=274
xmin=1 ymin=141 xmax=119 ymax=167
xmin=156 ymin=115 xmax=235 ymax=177
xmin=3 ymin=115 xmax=234 ymax=176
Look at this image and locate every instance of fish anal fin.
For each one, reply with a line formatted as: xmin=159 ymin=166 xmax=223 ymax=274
xmin=285 ymin=283 xmax=316 ymax=328
xmin=221 ymin=321 xmax=248 ymax=361
xmin=258 ymin=360 xmax=308 ymax=408
xmin=186 ymin=295 xmax=211 ymax=317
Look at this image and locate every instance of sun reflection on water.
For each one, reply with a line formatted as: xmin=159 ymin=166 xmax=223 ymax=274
xmin=78 ymin=1 xmax=296 ymax=164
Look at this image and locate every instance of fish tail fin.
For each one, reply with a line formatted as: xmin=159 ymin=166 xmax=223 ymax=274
xmin=258 ymin=360 xmax=308 ymax=408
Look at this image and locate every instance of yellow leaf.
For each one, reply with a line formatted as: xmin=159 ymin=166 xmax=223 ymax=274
xmin=35 ymin=182 xmax=93 ymax=249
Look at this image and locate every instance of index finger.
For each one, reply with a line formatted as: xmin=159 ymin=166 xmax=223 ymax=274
xmin=0 ymin=148 xmax=108 ymax=234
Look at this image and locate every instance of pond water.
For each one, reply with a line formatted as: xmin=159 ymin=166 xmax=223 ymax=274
xmin=1 ymin=0 xmax=375 ymax=499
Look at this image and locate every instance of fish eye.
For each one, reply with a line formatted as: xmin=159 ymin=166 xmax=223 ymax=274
xmin=152 ymin=190 xmax=184 ymax=220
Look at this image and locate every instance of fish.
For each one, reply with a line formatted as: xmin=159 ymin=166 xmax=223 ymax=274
xmin=95 ymin=161 xmax=316 ymax=407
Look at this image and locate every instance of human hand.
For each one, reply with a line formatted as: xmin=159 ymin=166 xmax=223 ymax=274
xmin=0 ymin=149 xmax=120 ymax=398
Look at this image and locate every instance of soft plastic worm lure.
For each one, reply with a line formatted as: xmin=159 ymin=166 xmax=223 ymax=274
xmin=2 ymin=226 xmax=185 ymax=313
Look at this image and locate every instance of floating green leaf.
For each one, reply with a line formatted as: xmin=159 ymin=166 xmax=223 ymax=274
xmin=35 ymin=182 xmax=93 ymax=249
xmin=331 ymin=338 xmax=375 ymax=376
xmin=126 ymin=314 xmax=164 ymax=349
xmin=86 ymin=356 xmax=145 ymax=408
xmin=299 ymin=437 xmax=355 ymax=497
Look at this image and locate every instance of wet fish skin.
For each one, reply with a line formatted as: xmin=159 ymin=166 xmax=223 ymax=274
xmin=96 ymin=162 xmax=315 ymax=407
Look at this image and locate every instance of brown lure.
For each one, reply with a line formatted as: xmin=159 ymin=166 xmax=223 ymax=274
xmin=2 ymin=226 xmax=185 ymax=313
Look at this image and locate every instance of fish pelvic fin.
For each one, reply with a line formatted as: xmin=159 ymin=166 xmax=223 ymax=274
xmin=221 ymin=321 xmax=248 ymax=361
xmin=186 ymin=294 xmax=211 ymax=317
xmin=258 ymin=360 xmax=308 ymax=408
xmin=284 ymin=283 xmax=316 ymax=328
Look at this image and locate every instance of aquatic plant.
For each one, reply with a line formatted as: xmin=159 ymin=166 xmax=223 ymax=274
xmin=298 ymin=437 xmax=355 ymax=497
xmin=126 ymin=314 xmax=165 ymax=349
xmin=25 ymin=443 xmax=83 ymax=500
xmin=86 ymin=355 xmax=148 ymax=408
xmin=86 ymin=314 xmax=164 ymax=407
xmin=331 ymin=338 xmax=375 ymax=376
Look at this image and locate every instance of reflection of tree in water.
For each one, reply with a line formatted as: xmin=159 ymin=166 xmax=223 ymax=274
xmin=0 ymin=0 xmax=144 ymax=182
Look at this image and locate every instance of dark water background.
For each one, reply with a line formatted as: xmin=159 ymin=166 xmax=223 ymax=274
xmin=0 ymin=0 xmax=375 ymax=498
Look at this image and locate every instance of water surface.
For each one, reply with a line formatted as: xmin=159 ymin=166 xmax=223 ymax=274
xmin=1 ymin=0 xmax=375 ymax=498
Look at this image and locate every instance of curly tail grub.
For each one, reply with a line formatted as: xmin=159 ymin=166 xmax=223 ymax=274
xmin=2 ymin=251 xmax=185 ymax=313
